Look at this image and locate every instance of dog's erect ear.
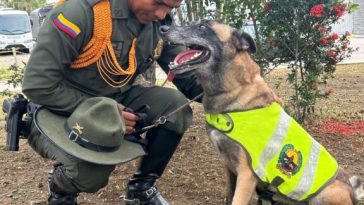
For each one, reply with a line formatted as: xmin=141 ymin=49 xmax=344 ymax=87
xmin=231 ymin=29 xmax=256 ymax=53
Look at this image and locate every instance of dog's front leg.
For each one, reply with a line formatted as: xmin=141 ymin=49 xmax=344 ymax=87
xmin=231 ymin=163 xmax=257 ymax=205
xmin=225 ymin=168 xmax=237 ymax=205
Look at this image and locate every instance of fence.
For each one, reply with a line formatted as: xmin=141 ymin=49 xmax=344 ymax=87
xmin=332 ymin=13 xmax=354 ymax=35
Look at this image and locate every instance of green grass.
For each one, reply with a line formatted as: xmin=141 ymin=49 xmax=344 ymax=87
xmin=0 ymin=66 xmax=11 ymax=79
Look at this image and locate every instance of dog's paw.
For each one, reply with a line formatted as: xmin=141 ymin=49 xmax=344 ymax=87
xmin=350 ymin=175 xmax=364 ymax=201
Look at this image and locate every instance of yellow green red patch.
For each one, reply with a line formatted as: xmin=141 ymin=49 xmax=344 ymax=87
xmin=53 ymin=13 xmax=81 ymax=39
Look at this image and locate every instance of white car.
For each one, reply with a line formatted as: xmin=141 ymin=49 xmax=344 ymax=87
xmin=0 ymin=8 xmax=34 ymax=53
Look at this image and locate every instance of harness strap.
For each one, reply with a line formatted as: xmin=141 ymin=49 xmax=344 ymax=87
xmin=269 ymin=176 xmax=285 ymax=193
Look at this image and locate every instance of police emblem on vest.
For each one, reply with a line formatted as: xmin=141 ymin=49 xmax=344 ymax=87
xmin=205 ymin=103 xmax=339 ymax=202
xmin=277 ymin=144 xmax=302 ymax=178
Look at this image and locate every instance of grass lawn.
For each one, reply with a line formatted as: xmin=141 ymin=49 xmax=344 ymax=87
xmin=0 ymin=67 xmax=11 ymax=79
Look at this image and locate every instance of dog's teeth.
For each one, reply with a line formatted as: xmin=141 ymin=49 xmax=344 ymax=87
xmin=170 ymin=62 xmax=179 ymax=67
xmin=189 ymin=52 xmax=202 ymax=61
xmin=169 ymin=62 xmax=175 ymax=65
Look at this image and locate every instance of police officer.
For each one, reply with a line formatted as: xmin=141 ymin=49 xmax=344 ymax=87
xmin=22 ymin=0 xmax=202 ymax=204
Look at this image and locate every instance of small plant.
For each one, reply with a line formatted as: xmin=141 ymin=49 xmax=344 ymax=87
xmin=258 ymin=0 xmax=358 ymax=122
xmin=0 ymin=62 xmax=26 ymax=97
xmin=0 ymin=67 xmax=11 ymax=79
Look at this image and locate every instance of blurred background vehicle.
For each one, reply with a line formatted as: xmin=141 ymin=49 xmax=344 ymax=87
xmin=0 ymin=8 xmax=34 ymax=53
xmin=30 ymin=5 xmax=53 ymax=41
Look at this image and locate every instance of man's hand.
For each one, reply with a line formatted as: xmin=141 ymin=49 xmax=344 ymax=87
xmin=118 ymin=104 xmax=139 ymax=134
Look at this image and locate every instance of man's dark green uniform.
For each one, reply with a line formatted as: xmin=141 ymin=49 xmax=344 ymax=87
xmin=22 ymin=0 xmax=202 ymax=204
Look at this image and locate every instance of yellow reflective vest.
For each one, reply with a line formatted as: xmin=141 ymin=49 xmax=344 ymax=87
xmin=205 ymin=103 xmax=338 ymax=201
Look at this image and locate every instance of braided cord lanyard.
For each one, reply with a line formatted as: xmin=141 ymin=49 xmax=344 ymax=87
xmin=57 ymin=0 xmax=138 ymax=87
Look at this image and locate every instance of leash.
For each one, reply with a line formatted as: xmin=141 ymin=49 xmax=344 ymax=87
xmin=136 ymin=92 xmax=204 ymax=134
xmin=133 ymin=71 xmax=203 ymax=134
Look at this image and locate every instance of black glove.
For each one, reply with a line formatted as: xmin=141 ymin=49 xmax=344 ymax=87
xmin=124 ymin=104 xmax=151 ymax=146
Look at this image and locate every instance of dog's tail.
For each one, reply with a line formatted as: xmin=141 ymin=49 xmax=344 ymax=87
xmin=350 ymin=175 xmax=364 ymax=202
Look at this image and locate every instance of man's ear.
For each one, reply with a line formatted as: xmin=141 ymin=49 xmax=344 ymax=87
xmin=231 ymin=29 xmax=256 ymax=53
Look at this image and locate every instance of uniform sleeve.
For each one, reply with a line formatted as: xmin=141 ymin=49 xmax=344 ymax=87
xmin=22 ymin=0 xmax=93 ymax=114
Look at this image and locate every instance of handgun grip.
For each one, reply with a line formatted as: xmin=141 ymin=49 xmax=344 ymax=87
xmin=2 ymin=98 xmax=10 ymax=113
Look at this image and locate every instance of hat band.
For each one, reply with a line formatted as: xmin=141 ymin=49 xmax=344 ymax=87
xmin=65 ymin=125 xmax=120 ymax=153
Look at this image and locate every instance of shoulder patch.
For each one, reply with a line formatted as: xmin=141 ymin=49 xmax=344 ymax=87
xmin=53 ymin=13 xmax=81 ymax=39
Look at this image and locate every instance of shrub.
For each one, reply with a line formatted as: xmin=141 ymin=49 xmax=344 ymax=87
xmin=0 ymin=63 xmax=26 ymax=97
xmin=258 ymin=0 xmax=358 ymax=122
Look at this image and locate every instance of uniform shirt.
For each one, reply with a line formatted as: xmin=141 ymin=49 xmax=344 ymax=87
xmin=23 ymin=0 xmax=202 ymax=114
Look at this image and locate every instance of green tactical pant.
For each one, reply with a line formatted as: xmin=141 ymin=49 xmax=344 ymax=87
xmin=28 ymin=85 xmax=193 ymax=193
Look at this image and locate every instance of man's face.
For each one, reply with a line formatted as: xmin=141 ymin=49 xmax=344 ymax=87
xmin=128 ymin=0 xmax=182 ymax=24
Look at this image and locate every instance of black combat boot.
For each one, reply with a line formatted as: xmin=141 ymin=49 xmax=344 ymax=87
xmin=124 ymin=173 xmax=169 ymax=205
xmin=47 ymin=164 xmax=78 ymax=205
xmin=124 ymin=127 xmax=183 ymax=205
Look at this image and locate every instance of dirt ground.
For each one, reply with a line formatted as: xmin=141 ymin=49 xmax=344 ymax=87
xmin=0 ymin=64 xmax=363 ymax=205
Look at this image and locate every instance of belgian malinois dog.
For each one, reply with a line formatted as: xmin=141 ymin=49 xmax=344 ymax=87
xmin=159 ymin=20 xmax=364 ymax=205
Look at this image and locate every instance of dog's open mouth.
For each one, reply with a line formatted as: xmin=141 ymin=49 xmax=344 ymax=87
xmin=169 ymin=45 xmax=210 ymax=72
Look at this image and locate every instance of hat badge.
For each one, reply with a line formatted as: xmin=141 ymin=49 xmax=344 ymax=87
xmin=73 ymin=123 xmax=84 ymax=135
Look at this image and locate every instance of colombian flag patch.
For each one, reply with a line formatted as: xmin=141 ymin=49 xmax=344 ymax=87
xmin=53 ymin=13 xmax=81 ymax=39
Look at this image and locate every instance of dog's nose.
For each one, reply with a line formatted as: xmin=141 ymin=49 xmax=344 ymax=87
xmin=159 ymin=25 xmax=170 ymax=34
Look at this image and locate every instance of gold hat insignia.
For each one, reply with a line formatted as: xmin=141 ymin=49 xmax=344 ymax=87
xmin=73 ymin=123 xmax=84 ymax=135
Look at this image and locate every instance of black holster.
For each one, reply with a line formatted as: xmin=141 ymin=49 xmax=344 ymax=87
xmin=2 ymin=94 xmax=38 ymax=151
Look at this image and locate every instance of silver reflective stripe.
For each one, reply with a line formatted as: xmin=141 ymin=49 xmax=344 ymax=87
xmin=255 ymin=109 xmax=291 ymax=179
xmin=287 ymin=139 xmax=321 ymax=200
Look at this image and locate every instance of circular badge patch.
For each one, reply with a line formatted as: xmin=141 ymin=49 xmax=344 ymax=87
xmin=277 ymin=144 xmax=302 ymax=178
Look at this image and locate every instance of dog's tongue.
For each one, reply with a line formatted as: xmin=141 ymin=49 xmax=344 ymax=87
xmin=174 ymin=49 xmax=201 ymax=64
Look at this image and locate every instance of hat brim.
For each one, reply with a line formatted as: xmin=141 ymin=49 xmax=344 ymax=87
xmin=34 ymin=107 xmax=145 ymax=165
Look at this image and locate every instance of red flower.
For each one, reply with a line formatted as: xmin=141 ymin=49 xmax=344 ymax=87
xmin=326 ymin=50 xmax=336 ymax=57
xmin=264 ymin=3 xmax=271 ymax=12
xmin=332 ymin=5 xmax=343 ymax=17
xmin=336 ymin=10 xmax=343 ymax=17
xmin=310 ymin=4 xmax=325 ymax=17
xmin=331 ymin=33 xmax=339 ymax=40
xmin=321 ymin=36 xmax=329 ymax=44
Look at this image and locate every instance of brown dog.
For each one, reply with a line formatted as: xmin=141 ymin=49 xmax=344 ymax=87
xmin=159 ymin=20 xmax=364 ymax=205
